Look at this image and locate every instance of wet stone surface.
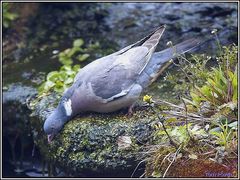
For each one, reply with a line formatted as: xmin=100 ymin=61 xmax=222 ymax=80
xmin=104 ymin=2 xmax=237 ymax=49
xmin=2 ymin=83 xmax=38 ymax=177
xmin=29 ymin=93 xmax=158 ymax=177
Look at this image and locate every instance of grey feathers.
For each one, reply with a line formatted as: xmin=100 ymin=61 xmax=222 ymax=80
xmin=73 ymin=26 xmax=166 ymax=102
xmin=43 ymin=25 xmax=202 ymax=141
xmin=138 ymin=38 xmax=202 ymax=88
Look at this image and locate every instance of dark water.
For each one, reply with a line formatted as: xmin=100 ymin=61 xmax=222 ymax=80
xmin=2 ymin=2 xmax=238 ymax=177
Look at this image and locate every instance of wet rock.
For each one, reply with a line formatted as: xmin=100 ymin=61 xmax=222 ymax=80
xmin=3 ymin=83 xmax=37 ymax=104
xmin=104 ymin=3 xmax=237 ymax=50
xmin=2 ymin=83 xmax=37 ymax=134
xmin=2 ymin=83 xmax=38 ymax=176
xmin=29 ymin=93 xmax=159 ymax=177
xmin=3 ymin=3 xmax=39 ymax=59
xmin=196 ymin=5 xmax=234 ymax=17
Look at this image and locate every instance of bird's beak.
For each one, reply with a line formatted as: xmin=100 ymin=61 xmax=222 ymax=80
xmin=47 ymin=134 xmax=54 ymax=144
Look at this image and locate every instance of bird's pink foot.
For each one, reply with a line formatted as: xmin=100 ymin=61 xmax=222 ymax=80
xmin=126 ymin=104 xmax=135 ymax=117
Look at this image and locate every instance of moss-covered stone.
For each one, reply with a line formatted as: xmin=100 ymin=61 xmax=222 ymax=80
xmin=29 ymin=93 xmax=159 ymax=176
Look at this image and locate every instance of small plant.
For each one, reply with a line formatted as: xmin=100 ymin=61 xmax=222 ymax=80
xmin=38 ymin=38 xmax=93 ymax=95
xmin=193 ymin=67 xmax=236 ymax=104
xmin=144 ymin=42 xmax=238 ymax=177
xmin=164 ymin=53 xmax=212 ymax=96
xmin=58 ymin=39 xmax=90 ymax=65
xmin=38 ymin=65 xmax=80 ymax=94
xmin=143 ymin=95 xmax=154 ymax=104
xmin=210 ymin=120 xmax=237 ymax=150
xmin=183 ymin=44 xmax=238 ymax=120
xmin=3 ymin=3 xmax=18 ymax=29
xmin=155 ymin=123 xmax=207 ymax=146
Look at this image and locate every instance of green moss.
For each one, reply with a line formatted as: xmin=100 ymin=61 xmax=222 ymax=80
xmin=29 ymin=92 xmax=159 ymax=176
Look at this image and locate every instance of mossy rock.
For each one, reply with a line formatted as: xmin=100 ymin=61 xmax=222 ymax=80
xmin=28 ymin=93 xmax=159 ymax=177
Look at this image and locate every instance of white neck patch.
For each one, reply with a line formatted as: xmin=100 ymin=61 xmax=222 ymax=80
xmin=63 ymin=99 xmax=72 ymax=116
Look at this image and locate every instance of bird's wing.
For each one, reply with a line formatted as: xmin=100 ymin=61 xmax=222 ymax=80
xmin=74 ymin=25 xmax=166 ymax=83
xmin=70 ymin=26 xmax=165 ymax=103
xmin=89 ymin=26 xmax=166 ymax=102
xmin=63 ymin=48 xmax=148 ymax=105
xmin=89 ymin=47 xmax=149 ymax=102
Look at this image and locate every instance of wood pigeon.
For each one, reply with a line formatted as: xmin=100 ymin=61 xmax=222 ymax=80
xmin=43 ymin=25 xmax=201 ymax=143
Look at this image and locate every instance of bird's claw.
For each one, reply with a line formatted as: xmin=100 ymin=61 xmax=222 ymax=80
xmin=126 ymin=104 xmax=135 ymax=118
xmin=47 ymin=134 xmax=54 ymax=144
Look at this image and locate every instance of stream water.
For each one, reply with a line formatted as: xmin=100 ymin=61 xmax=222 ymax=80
xmin=2 ymin=2 xmax=237 ymax=177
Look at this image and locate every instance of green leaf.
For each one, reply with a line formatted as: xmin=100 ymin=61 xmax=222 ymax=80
xmin=165 ymin=117 xmax=177 ymax=123
xmin=64 ymin=48 xmax=71 ymax=55
xmin=3 ymin=3 xmax=10 ymax=10
xmin=67 ymin=48 xmax=78 ymax=57
xmin=55 ymin=80 xmax=64 ymax=87
xmin=157 ymin=130 xmax=166 ymax=136
xmin=73 ymin=64 xmax=80 ymax=72
xmin=182 ymin=97 xmax=198 ymax=107
xmin=59 ymin=55 xmax=73 ymax=65
xmin=3 ymin=21 xmax=9 ymax=28
xmin=65 ymin=77 xmax=74 ymax=85
xmin=232 ymin=68 xmax=238 ymax=101
xmin=59 ymin=51 xmax=66 ymax=57
xmin=65 ymin=70 xmax=75 ymax=76
xmin=210 ymin=131 xmax=222 ymax=138
xmin=77 ymin=54 xmax=90 ymax=62
xmin=59 ymin=71 xmax=68 ymax=81
xmin=151 ymin=170 xmax=162 ymax=177
xmin=54 ymin=86 xmax=63 ymax=93
xmin=61 ymin=65 xmax=71 ymax=71
xmin=38 ymin=82 xmax=46 ymax=93
xmin=73 ymin=39 xmax=84 ymax=47
xmin=70 ymin=74 xmax=76 ymax=79
xmin=47 ymin=71 xmax=59 ymax=81
xmin=72 ymin=46 xmax=82 ymax=53
xmin=5 ymin=12 xmax=18 ymax=20
xmin=45 ymin=81 xmax=55 ymax=90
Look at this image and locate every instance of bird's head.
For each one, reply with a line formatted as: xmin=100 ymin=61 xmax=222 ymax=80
xmin=43 ymin=99 xmax=72 ymax=143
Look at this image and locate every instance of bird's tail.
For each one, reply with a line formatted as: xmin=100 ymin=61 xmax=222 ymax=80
xmin=141 ymin=25 xmax=166 ymax=50
xmin=138 ymin=38 xmax=202 ymax=87
xmin=112 ymin=25 xmax=166 ymax=56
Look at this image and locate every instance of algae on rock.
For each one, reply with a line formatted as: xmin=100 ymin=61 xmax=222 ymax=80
xmin=29 ymin=93 xmax=159 ymax=176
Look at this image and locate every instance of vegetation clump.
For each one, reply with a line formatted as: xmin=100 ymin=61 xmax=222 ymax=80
xmin=143 ymin=43 xmax=238 ymax=178
xmin=38 ymin=39 xmax=100 ymax=95
xmin=3 ymin=3 xmax=18 ymax=29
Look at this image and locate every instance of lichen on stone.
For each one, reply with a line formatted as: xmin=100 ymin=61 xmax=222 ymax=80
xmin=29 ymin=93 xmax=159 ymax=176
